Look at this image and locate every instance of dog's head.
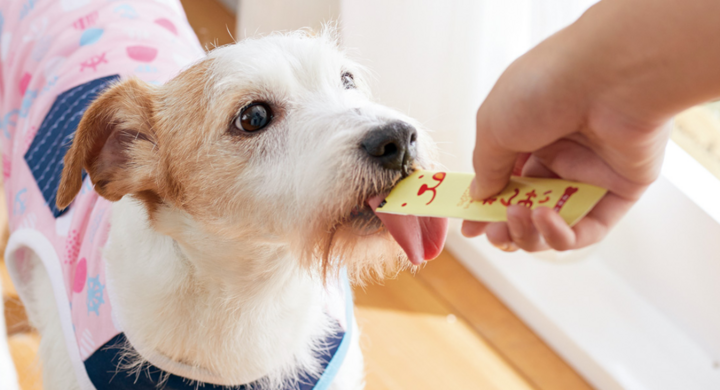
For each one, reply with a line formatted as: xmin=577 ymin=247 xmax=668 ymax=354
xmin=57 ymin=31 xmax=447 ymax=281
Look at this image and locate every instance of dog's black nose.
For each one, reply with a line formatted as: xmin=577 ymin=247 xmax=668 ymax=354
xmin=361 ymin=121 xmax=417 ymax=172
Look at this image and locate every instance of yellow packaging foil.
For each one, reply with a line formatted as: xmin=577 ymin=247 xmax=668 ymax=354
xmin=375 ymin=170 xmax=607 ymax=226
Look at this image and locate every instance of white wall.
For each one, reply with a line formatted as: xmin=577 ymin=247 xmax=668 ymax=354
xmin=339 ymin=0 xmax=597 ymax=171
xmin=236 ymin=0 xmax=339 ymax=38
xmin=340 ymin=1 xmax=485 ymax=171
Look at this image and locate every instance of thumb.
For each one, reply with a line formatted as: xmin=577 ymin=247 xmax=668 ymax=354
xmin=470 ymin=136 xmax=518 ymax=201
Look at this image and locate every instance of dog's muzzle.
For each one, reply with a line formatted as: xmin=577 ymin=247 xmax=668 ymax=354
xmin=361 ymin=121 xmax=417 ymax=175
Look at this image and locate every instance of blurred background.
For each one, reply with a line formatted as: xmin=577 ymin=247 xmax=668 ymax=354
xmin=5 ymin=1 xmax=720 ymax=389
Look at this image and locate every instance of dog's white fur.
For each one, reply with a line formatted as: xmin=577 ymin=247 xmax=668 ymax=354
xmin=18 ymin=31 xmax=436 ymax=389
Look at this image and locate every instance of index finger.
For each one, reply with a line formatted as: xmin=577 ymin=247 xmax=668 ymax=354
xmin=470 ymin=129 xmax=518 ymax=201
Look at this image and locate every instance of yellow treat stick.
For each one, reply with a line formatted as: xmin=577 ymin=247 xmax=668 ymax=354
xmin=375 ymin=170 xmax=607 ymax=227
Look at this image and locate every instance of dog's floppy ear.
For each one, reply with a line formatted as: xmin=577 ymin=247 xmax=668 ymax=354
xmin=57 ymin=78 xmax=159 ymax=209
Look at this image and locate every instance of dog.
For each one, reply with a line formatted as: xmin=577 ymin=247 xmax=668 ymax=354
xmin=1 ymin=1 xmax=448 ymax=389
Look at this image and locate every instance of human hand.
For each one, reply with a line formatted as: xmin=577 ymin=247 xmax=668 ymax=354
xmin=459 ymin=0 xmax=720 ymax=251
xmin=461 ymin=57 xmax=670 ymax=251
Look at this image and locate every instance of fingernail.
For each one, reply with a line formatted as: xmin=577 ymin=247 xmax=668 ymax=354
xmin=493 ymin=242 xmax=519 ymax=252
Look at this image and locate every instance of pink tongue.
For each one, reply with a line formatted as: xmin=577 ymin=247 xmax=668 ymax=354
xmin=368 ymin=195 xmax=449 ymax=265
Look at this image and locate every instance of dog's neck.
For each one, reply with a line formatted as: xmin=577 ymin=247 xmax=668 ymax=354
xmin=103 ymin=197 xmax=331 ymax=386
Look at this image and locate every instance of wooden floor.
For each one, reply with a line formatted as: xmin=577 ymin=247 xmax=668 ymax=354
xmin=3 ymin=1 xmax=594 ymax=389
xmin=355 ymin=252 xmax=593 ymax=390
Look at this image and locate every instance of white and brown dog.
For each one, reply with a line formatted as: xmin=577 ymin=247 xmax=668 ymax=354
xmin=1 ymin=1 xmax=448 ymax=389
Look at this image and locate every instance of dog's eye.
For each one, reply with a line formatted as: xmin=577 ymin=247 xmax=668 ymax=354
xmin=235 ymin=103 xmax=272 ymax=133
xmin=342 ymin=72 xmax=356 ymax=89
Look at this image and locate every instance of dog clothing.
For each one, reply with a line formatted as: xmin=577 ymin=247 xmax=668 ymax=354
xmin=0 ymin=1 xmax=353 ymax=389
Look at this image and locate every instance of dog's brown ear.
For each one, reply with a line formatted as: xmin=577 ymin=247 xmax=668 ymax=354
xmin=57 ymin=78 xmax=159 ymax=209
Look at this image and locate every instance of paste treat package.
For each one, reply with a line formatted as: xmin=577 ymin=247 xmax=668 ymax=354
xmin=374 ymin=170 xmax=607 ymax=227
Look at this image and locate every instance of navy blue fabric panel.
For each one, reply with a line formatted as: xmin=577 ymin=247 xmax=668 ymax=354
xmin=24 ymin=74 xmax=120 ymax=218
xmin=85 ymin=328 xmax=345 ymax=390
xmin=297 ymin=329 xmax=344 ymax=390
xmin=85 ymin=333 xmax=238 ymax=390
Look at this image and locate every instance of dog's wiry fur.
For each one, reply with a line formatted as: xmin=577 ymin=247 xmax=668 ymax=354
xmin=24 ymin=30 xmax=438 ymax=389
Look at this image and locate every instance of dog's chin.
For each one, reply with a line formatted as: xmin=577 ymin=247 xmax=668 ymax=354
xmin=324 ymin=223 xmax=410 ymax=284
xmin=346 ymin=204 xmax=384 ymax=236
xmin=297 ymin=200 xmax=410 ymax=284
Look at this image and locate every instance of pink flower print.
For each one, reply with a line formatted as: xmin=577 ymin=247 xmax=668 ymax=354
xmin=72 ymin=11 xmax=99 ymax=30
xmin=65 ymin=229 xmax=81 ymax=265
xmin=155 ymin=18 xmax=178 ymax=36
xmin=73 ymin=258 xmax=87 ymax=293
xmin=3 ymin=154 xmax=10 ymax=180
xmin=80 ymin=52 xmax=107 ymax=72
xmin=19 ymin=73 xmax=31 ymax=95
xmin=126 ymin=45 xmax=158 ymax=63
